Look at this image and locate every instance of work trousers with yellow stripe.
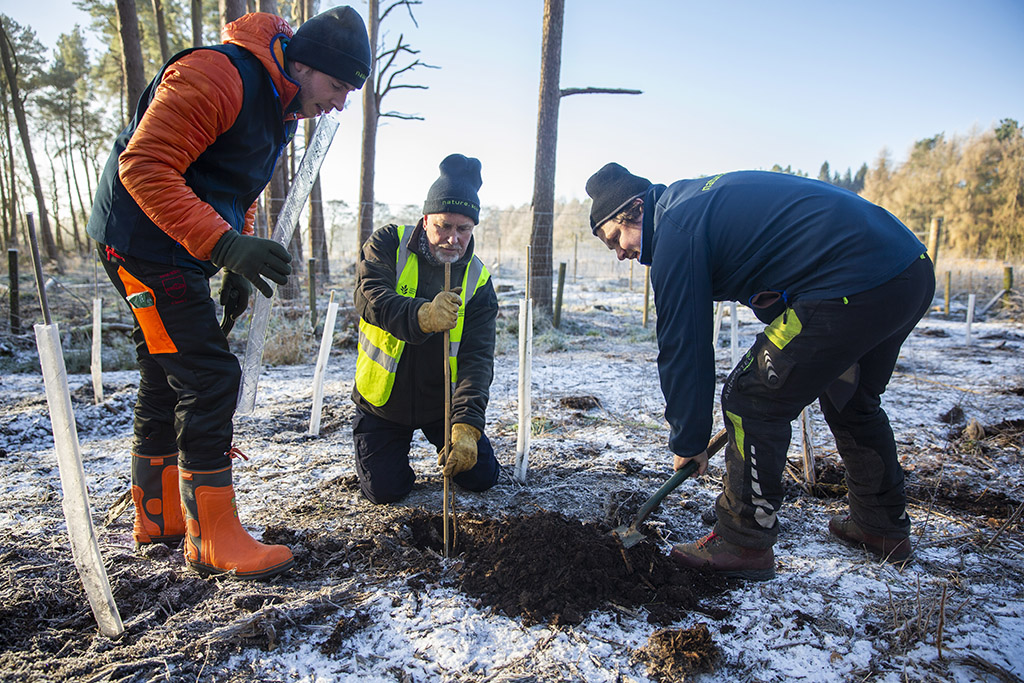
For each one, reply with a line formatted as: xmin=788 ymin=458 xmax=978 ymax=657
xmin=99 ymin=244 xmax=237 ymax=471
xmin=713 ymin=256 xmax=935 ymax=550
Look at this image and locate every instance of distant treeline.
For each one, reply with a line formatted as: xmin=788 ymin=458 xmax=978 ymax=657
xmin=768 ymin=121 xmax=1023 ymax=260
xmin=861 ymin=119 xmax=1023 ymax=260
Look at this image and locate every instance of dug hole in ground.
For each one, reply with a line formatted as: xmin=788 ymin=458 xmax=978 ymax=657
xmin=1 ymin=272 xmax=1022 ymax=683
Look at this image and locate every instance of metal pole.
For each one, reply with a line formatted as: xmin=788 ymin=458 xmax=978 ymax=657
xmin=442 ymin=262 xmax=453 ymax=558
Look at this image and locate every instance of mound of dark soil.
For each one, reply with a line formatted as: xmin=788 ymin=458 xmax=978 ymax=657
xmin=393 ymin=509 xmax=730 ymax=626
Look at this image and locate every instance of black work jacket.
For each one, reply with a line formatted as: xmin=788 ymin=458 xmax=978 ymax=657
xmin=352 ymin=221 xmax=497 ymax=430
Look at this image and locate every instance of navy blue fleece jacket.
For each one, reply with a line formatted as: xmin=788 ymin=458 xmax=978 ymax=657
xmin=639 ymin=171 xmax=926 ymax=458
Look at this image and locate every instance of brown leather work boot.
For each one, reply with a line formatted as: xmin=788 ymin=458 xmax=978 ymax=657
xmin=179 ymin=462 xmax=294 ymax=580
xmin=669 ymin=532 xmax=775 ymax=580
xmin=828 ymin=514 xmax=911 ymax=562
xmin=131 ymin=452 xmax=185 ymax=547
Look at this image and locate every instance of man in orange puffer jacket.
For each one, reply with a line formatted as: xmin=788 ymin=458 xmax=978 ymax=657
xmin=87 ymin=7 xmax=371 ymax=580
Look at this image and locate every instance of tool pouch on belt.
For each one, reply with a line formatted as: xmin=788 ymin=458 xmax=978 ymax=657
xmin=118 ymin=266 xmax=178 ymax=354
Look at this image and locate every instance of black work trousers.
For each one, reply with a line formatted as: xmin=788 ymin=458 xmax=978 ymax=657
xmin=715 ymin=256 xmax=935 ymax=549
xmin=353 ymin=406 xmax=501 ymax=504
xmin=99 ymin=245 xmax=237 ymax=471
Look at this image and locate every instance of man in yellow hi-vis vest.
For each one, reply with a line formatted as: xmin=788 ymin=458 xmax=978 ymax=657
xmin=352 ymin=154 xmax=500 ymax=504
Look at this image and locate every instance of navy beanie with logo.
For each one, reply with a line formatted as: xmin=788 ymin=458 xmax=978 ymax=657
xmin=422 ymin=154 xmax=483 ymax=224
xmin=586 ymin=162 xmax=652 ymax=233
xmin=288 ymin=6 xmax=372 ymax=89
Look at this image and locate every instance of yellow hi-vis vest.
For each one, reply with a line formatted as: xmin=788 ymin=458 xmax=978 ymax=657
xmin=355 ymin=225 xmax=491 ymax=407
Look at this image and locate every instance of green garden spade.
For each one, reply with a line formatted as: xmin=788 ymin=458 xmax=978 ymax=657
xmin=613 ymin=428 xmax=728 ymax=548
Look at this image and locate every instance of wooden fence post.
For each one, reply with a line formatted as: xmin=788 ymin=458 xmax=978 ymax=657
xmin=926 ymin=217 xmax=942 ymax=266
xmin=8 ymin=249 xmax=19 ymax=334
xmin=553 ymin=262 xmax=566 ymax=329
xmin=944 ymin=270 xmax=951 ymax=315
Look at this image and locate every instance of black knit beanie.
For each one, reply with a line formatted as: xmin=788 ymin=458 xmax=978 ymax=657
xmin=422 ymin=154 xmax=483 ymax=224
xmin=289 ymin=6 xmax=372 ymax=89
xmin=586 ymin=162 xmax=652 ymax=233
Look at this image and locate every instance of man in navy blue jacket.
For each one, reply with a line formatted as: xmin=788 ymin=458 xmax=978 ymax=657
xmin=586 ymin=164 xmax=934 ymax=580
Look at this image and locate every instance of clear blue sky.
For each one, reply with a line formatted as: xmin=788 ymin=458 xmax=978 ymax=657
xmin=8 ymin=0 xmax=1024 ymax=208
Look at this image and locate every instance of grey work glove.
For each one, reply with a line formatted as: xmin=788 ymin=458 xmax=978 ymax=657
xmin=210 ymin=230 xmax=292 ymax=298
xmin=417 ymin=289 xmax=462 ymax=334
xmin=219 ymin=271 xmax=251 ymax=335
xmin=438 ymin=423 xmax=480 ymax=477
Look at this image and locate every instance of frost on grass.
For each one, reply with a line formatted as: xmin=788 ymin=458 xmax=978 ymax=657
xmin=0 ymin=277 xmax=1022 ymax=682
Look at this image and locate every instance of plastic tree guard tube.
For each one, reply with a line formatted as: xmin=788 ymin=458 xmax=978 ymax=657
xmin=308 ymin=294 xmax=338 ymax=436
xmin=514 ymin=297 xmax=533 ymax=483
xmin=237 ymin=114 xmax=340 ymax=413
xmin=36 ymin=322 xmax=124 ymax=637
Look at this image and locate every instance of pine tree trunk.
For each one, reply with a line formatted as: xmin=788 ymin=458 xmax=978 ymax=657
xmin=220 ymin=0 xmax=246 ymax=27
xmin=151 ymin=0 xmax=171 ymax=63
xmin=528 ymin=0 xmax=564 ymax=316
xmin=191 ymin=0 xmax=203 ymax=46
xmin=358 ymin=0 xmax=380 ymax=249
xmin=1 ymin=95 xmax=18 ymax=247
xmin=115 ymin=0 xmax=147 ymax=116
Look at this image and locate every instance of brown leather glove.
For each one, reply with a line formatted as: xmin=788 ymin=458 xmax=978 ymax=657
xmin=417 ymin=290 xmax=461 ymax=333
xmin=439 ymin=423 xmax=480 ymax=477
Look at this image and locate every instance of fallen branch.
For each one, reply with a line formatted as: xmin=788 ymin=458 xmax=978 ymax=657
xmin=984 ymin=500 xmax=1024 ymax=550
xmin=960 ymin=653 xmax=1023 ymax=683
xmin=103 ymin=488 xmax=132 ymax=526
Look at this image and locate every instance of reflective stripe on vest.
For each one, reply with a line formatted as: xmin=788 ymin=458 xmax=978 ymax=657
xmin=355 ymin=225 xmax=490 ymax=406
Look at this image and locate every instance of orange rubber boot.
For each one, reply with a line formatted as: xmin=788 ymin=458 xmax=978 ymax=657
xmin=179 ymin=464 xmax=293 ymax=580
xmin=131 ymin=453 xmax=185 ymax=547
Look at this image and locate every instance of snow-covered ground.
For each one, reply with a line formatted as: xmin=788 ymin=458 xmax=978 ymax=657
xmin=1 ymin=277 xmax=1022 ymax=682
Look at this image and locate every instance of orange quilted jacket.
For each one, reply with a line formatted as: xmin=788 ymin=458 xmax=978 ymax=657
xmin=116 ymin=13 xmax=301 ymax=261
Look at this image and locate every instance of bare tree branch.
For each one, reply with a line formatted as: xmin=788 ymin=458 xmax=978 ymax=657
xmin=380 ymin=0 xmax=421 ymax=26
xmin=358 ymin=0 xmax=434 ymax=245
xmin=560 ymin=87 xmax=642 ymax=98
xmin=379 ymin=112 xmax=424 ymax=121
xmin=374 ymin=34 xmax=437 ymax=109
xmin=381 ymin=59 xmax=437 ymax=99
